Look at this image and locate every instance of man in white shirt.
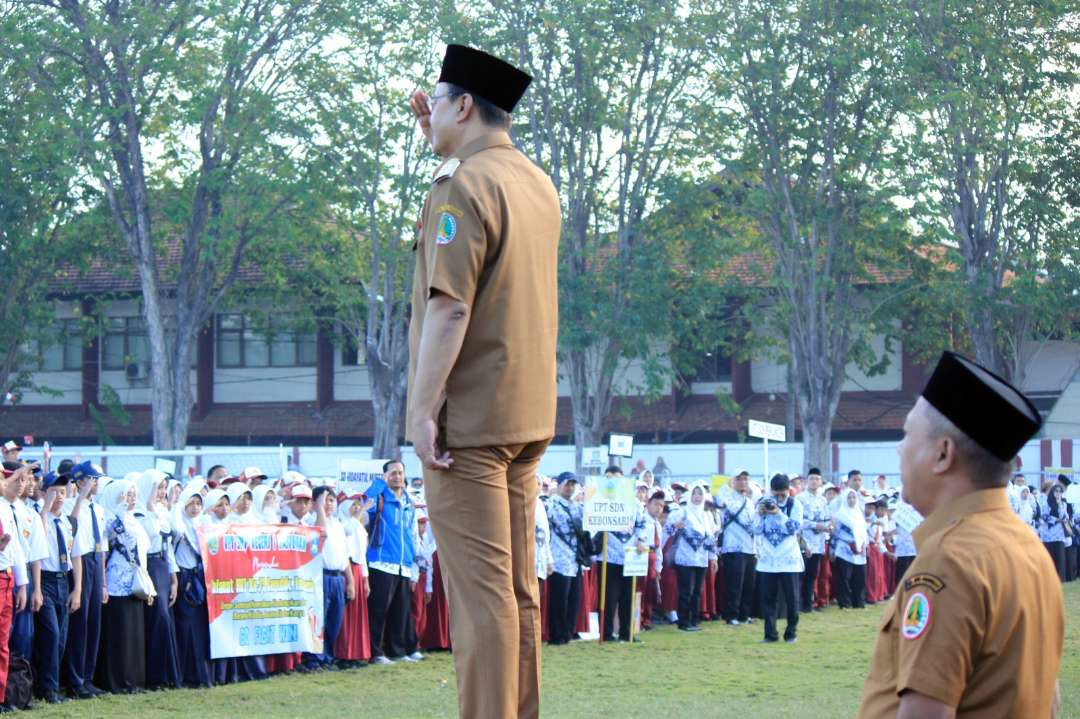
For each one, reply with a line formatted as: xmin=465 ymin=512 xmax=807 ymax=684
xmin=752 ymin=474 xmax=804 ymax=644
xmin=35 ymin=472 xmax=85 ymax=704
xmin=0 ymin=466 xmax=28 ymax=709
xmin=717 ymin=471 xmax=758 ymax=625
xmin=65 ymin=461 xmax=108 ymax=699
xmin=796 ymin=468 xmax=830 ymax=613
xmin=2 ymin=462 xmax=47 ymax=664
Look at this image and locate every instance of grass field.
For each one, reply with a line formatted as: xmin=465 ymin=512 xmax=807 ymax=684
xmin=24 ymin=582 xmax=1079 ymax=718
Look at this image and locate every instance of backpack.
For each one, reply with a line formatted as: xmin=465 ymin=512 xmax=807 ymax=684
xmin=3 ymin=654 xmax=34 ymax=710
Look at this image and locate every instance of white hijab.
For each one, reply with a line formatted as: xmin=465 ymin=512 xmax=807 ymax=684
xmin=251 ymin=485 xmax=277 ymax=523
xmin=834 ymin=489 xmax=868 ymax=551
xmin=680 ymin=485 xmax=715 ymax=535
xmin=99 ymin=478 xmax=151 ymax=556
xmin=172 ymin=484 xmax=207 ymax=551
xmin=203 ymin=489 xmax=230 ymax=523
xmin=226 ymin=483 xmax=256 ymax=524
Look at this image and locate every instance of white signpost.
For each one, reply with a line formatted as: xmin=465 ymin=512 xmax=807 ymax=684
xmin=748 ymin=419 xmax=786 ymax=483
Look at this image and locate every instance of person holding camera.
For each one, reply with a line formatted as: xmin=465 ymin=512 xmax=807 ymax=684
xmin=752 ymin=474 xmax=804 ymax=644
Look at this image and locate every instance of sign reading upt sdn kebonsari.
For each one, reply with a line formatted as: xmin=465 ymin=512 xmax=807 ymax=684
xmin=198 ymin=524 xmax=325 ymax=659
xmin=582 ymin=476 xmax=636 ymax=532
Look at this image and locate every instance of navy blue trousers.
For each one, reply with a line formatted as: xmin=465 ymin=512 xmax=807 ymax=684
xmin=305 ymin=571 xmax=345 ymax=667
xmin=172 ymin=568 xmax=212 ymax=688
xmin=64 ymin=551 xmax=102 ymax=690
xmin=33 ymin=572 xmax=69 ymax=693
xmin=9 ymin=570 xmax=34 ymax=661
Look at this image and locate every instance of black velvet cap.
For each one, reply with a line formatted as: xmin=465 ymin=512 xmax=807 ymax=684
xmin=438 ymin=44 xmax=532 ymax=113
xmin=921 ymin=351 xmax=1042 ymax=461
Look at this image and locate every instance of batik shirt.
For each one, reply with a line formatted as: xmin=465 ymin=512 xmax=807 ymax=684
xmin=832 ymin=521 xmax=867 ymax=565
xmin=1037 ymin=498 xmax=1067 ymax=543
xmin=534 ymin=498 xmax=555 ymax=579
xmin=752 ymin=497 xmax=804 ymax=573
xmin=603 ymin=502 xmax=650 ymax=566
xmin=664 ymin=507 xmax=717 ymax=568
xmin=548 ymin=496 xmax=583 ymax=578
xmin=797 ymin=490 xmax=830 ymax=555
xmin=717 ymin=491 xmax=756 ymax=555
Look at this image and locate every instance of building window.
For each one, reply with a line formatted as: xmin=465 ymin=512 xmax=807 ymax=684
xmin=30 ymin=319 xmax=83 ymax=372
xmin=690 ymin=346 xmax=733 ymax=383
xmin=216 ymin=314 xmax=316 ymax=368
xmin=102 ymin=317 xmax=148 ymax=371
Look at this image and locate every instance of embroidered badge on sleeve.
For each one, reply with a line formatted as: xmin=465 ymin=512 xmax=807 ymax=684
xmin=901 ymin=591 xmax=931 ymax=640
xmin=436 ymin=212 xmax=457 ymax=245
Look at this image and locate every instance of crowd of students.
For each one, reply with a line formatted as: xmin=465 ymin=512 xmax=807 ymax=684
xmin=0 ymin=438 xmax=1072 ymax=712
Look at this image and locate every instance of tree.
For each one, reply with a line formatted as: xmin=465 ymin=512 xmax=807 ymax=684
xmin=705 ymin=0 xmax=912 ymax=475
xmin=452 ymin=0 xmax=715 ymax=469
xmin=304 ymin=1 xmax=438 ymax=459
xmin=0 ymin=19 xmax=97 ymax=407
xmin=899 ymin=0 xmax=1080 ymax=377
xmin=8 ymin=0 xmax=339 ymax=452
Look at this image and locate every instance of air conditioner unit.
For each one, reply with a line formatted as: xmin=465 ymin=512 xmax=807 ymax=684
xmin=125 ymin=361 xmax=151 ymax=382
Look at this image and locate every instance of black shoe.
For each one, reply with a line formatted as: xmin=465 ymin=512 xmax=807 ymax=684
xmin=761 ymin=637 xmax=779 ymax=644
xmin=685 ymin=625 xmax=702 ymax=632
xmin=0 ymin=704 xmax=13 ymax=713
xmin=84 ymin=683 xmax=106 ymax=697
xmin=44 ymin=691 xmax=68 ymax=704
xmin=73 ymin=686 xmax=96 ymax=700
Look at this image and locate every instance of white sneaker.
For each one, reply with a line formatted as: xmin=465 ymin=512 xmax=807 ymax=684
xmin=400 ymin=655 xmax=420 ymax=663
xmin=372 ymin=656 xmax=394 ymax=665
xmin=407 ymin=651 xmax=425 ymax=661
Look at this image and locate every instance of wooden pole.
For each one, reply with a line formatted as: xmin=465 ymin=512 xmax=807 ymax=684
xmin=598 ymin=532 xmax=609 ymax=644
xmin=629 ymin=575 xmax=638 ymax=644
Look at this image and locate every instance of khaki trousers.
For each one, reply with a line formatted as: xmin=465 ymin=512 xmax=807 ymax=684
xmin=424 ymin=439 xmax=550 ymax=719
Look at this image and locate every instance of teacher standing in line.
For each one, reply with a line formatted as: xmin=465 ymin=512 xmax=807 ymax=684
xmin=406 ymin=44 xmax=560 ymax=719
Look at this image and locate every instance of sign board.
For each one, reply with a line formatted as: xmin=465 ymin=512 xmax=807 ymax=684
xmin=748 ymin=419 xmax=786 ymax=442
xmin=710 ymin=474 xmax=729 ymax=497
xmin=337 ymin=458 xmax=387 ymax=498
xmin=892 ymin=502 xmax=924 ymax=535
xmin=582 ymin=475 xmax=636 ymax=532
xmin=608 ymin=433 xmax=635 ymax=458
xmin=154 ymin=458 xmax=177 ymax=476
xmin=622 ymin=546 xmax=649 ymax=577
xmin=199 ymin=523 xmax=325 ymax=658
xmin=582 ymin=446 xmax=607 ymax=469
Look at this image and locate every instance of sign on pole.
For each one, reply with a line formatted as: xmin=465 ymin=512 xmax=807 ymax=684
xmin=608 ymin=433 xmax=635 ymax=458
xmin=582 ymin=475 xmax=636 ymax=532
xmin=622 ymin=546 xmax=649 ymax=577
xmin=748 ymin=419 xmax=786 ymax=484
xmin=582 ymin=446 xmax=607 ymax=471
xmin=337 ymin=458 xmax=387 ymax=498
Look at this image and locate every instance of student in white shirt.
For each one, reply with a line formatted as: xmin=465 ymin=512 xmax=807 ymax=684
xmin=3 ymin=461 xmax=47 ymax=664
xmin=34 ymin=473 xmax=84 ymax=704
xmin=303 ymin=486 xmax=352 ymax=671
xmin=134 ymin=470 xmax=181 ymax=689
xmin=64 ymin=461 xmax=109 ymax=699
xmin=170 ymin=486 xmax=212 ymax=688
xmin=203 ymin=490 xmax=231 ymax=524
xmin=336 ymin=495 xmax=372 ymax=666
xmin=225 ymin=484 xmax=257 ymax=524
xmin=0 ymin=466 xmax=28 ymax=708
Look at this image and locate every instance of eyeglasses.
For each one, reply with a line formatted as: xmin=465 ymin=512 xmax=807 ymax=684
xmin=428 ymin=91 xmax=459 ymax=110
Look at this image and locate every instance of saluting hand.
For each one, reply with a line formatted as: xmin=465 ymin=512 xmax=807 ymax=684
xmin=414 ymin=419 xmax=453 ymax=471
xmin=409 ymin=90 xmax=433 ymax=146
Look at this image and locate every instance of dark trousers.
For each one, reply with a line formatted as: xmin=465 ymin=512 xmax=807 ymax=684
xmin=34 ymin=572 xmax=69 ymax=693
xmin=759 ymin=571 xmax=799 ymax=641
xmin=602 ymin=563 xmax=633 ymax=641
xmin=9 ymin=570 xmax=34 ymax=660
xmin=367 ymin=568 xmax=416 ymax=659
xmin=172 ymin=568 xmax=212 ymax=688
xmin=676 ymin=564 xmax=705 ymax=628
xmin=64 ymin=551 xmax=102 ymax=690
xmin=835 ymin=558 xmax=866 ymax=608
xmin=546 ymin=572 xmax=580 ymax=644
xmin=1044 ymin=541 xmax=1066 ymax=581
xmin=306 ymin=571 xmax=346 ymax=666
xmin=894 ymin=555 xmax=915 ymax=586
xmin=1065 ymin=544 xmax=1078 ymax=582
xmin=144 ymin=554 xmax=181 ymax=688
xmin=721 ymin=553 xmax=755 ymax=622
xmin=800 ymin=554 xmax=822 ymax=611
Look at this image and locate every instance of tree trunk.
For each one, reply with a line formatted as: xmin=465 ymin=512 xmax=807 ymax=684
xmin=785 ymin=363 xmax=797 ymax=444
xmin=801 ymin=414 xmax=832 ymax=483
xmin=369 ymin=358 xmax=406 ymax=461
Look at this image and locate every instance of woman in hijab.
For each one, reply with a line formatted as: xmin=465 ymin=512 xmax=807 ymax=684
xmin=665 ymin=484 xmax=718 ymax=631
xmin=831 ymin=488 xmax=868 ymax=609
xmin=203 ymin=489 xmax=230 ymax=524
xmin=133 ymin=470 xmax=181 ymax=689
xmin=226 ymin=483 xmax=257 ymax=524
xmin=1039 ymin=481 xmax=1069 ymax=581
xmin=171 ymin=485 xmax=212 ymax=687
xmin=96 ymin=478 xmax=152 ymax=694
xmin=165 ymin=479 xmax=182 ymax=511
xmin=334 ymin=495 xmax=373 ymax=667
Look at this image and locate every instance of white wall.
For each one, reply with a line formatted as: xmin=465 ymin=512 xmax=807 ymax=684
xmin=1019 ymin=340 xmax=1080 ymax=393
xmin=213 ymin=366 xmax=317 ymax=403
xmin=752 ymin=334 xmax=902 ymax=394
xmin=19 ymin=372 xmax=82 ymax=405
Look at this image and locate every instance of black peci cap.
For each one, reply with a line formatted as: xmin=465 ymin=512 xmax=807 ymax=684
xmin=921 ymin=351 xmax=1042 ymax=462
xmin=438 ymin=44 xmax=532 ymax=113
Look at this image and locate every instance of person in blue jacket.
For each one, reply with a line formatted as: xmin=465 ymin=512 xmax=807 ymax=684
xmin=364 ymin=461 xmax=422 ymax=665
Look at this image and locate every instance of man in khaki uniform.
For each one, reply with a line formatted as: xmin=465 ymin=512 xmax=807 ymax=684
xmin=406 ymin=45 xmax=559 ymax=719
xmin=858 ymin=352 xmax=1064 ymax=719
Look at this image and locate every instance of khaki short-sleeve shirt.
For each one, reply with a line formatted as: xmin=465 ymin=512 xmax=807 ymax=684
xmin=406 ymin=131 xmax=561 ymax=449
xmin=857 ymin=489 xmax=1064 ymax=718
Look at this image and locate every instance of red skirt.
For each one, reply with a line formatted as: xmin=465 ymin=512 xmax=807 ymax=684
xmin=411 ymin=569 xmax=428 ymax=641
xmin=866 ymin=548 xmax=888 ymax=603
xmin=334 ymin=563 xmax=371 ymax=662
xmin=660 ymin=564 xmax=678 ymax=614
xmin=814 ymin=547 xmax=832 ymax=608
xmin=574 ymin=566 xmax=596 ymax=634
xmin=883 ymin=545 xmax=896 ymax=596
xmin=265 ymin=652 xmax=300 ymax=674
xmin=420 ymin=553 xmax=451 ymax=651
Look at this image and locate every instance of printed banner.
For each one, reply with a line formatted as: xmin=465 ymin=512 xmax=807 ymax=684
xmin=337 ymin=458 xmax=387 ymax=498
xmin=199 ymin=523 xmax=325 ymax=659
xmin=622 ymin=545 xmax=649 ymax=577
xmin=582 ymin=476 xmax=636 ymax=532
